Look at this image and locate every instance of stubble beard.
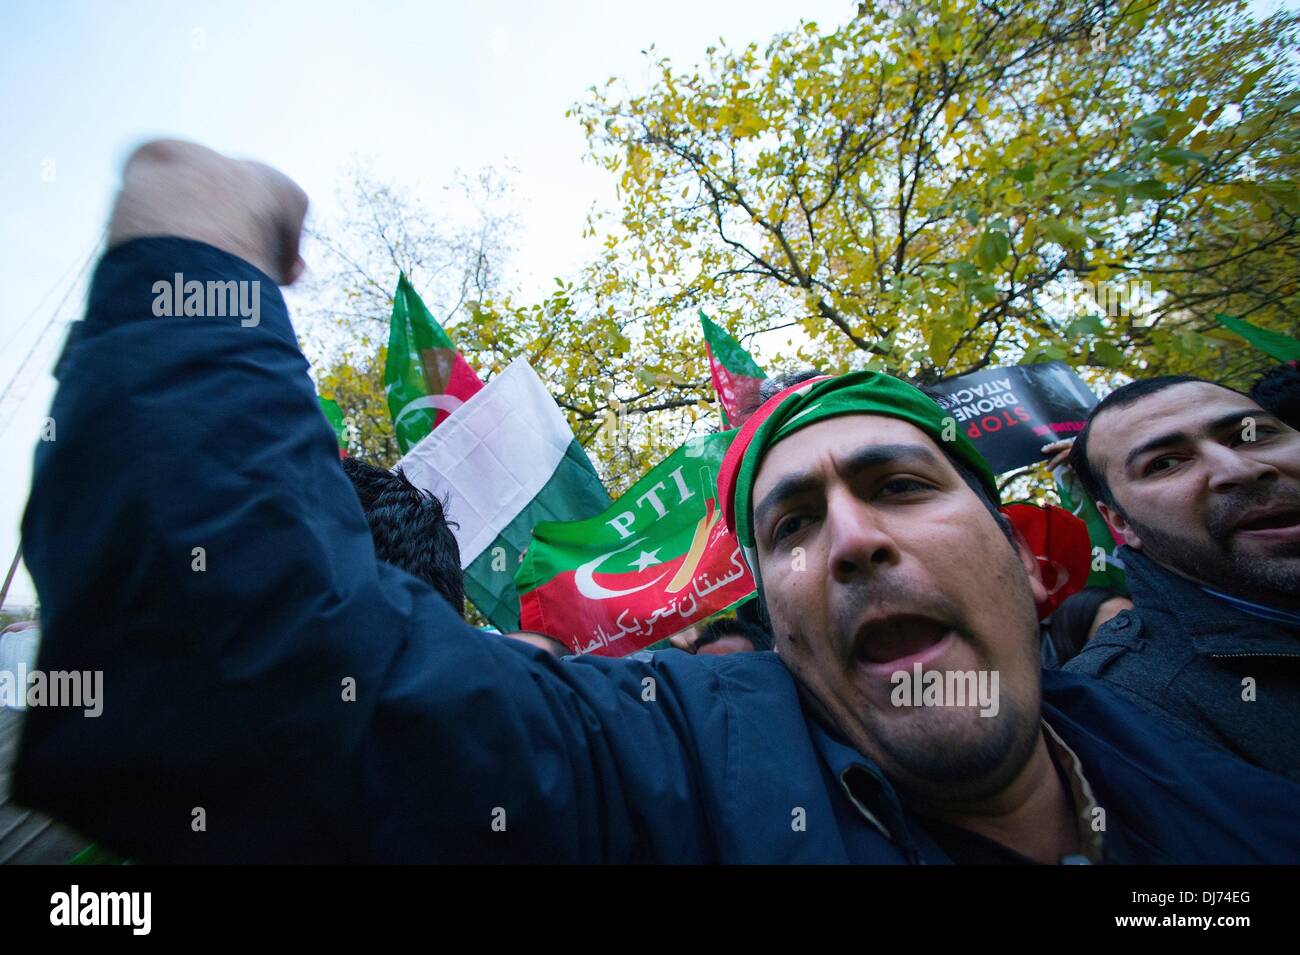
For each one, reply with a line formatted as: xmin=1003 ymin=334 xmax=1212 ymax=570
xmin=1124 ymin=485 xmax=1300 ymax=609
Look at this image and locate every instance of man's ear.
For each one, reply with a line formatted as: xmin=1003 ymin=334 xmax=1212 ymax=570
xmin=1096 ymin=501 xmax=1144 ymax=550
xmin=1012 ymin=531 xmax=1049 ymax=608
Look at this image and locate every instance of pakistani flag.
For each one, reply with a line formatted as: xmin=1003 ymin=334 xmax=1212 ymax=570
xmin=700 ymin=312 xmax=765 ymax=428
xmin=1214 ymin=313 xmax=1300 ymax=363
xmin=398 ymin=357 xmax=610 ymax=631
xmin=385 ymin=273 xmax=484 ymax=453
xmin=515 ymin=430 xmax=756 ymax=656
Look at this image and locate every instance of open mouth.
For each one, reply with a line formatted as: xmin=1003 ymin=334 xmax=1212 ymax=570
xmin=1232 ymin=507 xmax=1300 ymax=538
xmin=852 ymin=615 xmax=953 ymax=673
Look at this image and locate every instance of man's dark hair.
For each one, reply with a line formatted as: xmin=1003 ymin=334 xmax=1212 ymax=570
xmin=343 ymin=456 xmax=394 ymax=511
xmin=696 ymin=616 xmax=773 ymax=653
xmin=733 ymin=368 xmax=824 ymax=422
xmin=758 ymin=369 xmax=823 ymax=403
xmin=735 ymin=595 xmax=766 ymax=631
xmin=341 ymin=457 xmax=465 ymax=617
xmin=945 ymin=446 xmax=1007 ymax=529
xmin=1067 ymin=375 xmax=1249 ymax=511
xmin=1249 ymin=363 xmax=1300 ymax=431
xmin=1048 ymin=586 xmax=1126 ymax=666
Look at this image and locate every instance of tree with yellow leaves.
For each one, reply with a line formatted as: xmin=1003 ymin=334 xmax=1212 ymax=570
xmin=310 ymin=0 xmax=1298 ymax=494
xmin=570 ymin=0 xmax=1297 ymax=392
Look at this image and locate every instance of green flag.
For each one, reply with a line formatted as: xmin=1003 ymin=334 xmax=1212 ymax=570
xmin=384 ymin=274 xmax=485 ymax=454
xmin=317 ymin=397 xmax=350 ymax=458
xmin=515 ymin=430 xmax=756 ymax=656
xmin=1214 ymin=314 xmax=1300 ymax=363
xmin=1054 ymin=466 xmax=1127 ymax=592
xmin=398 ymin=358 xmax=610 ymax=632
xmin=700 ymin=312 xmax=766 ymax=428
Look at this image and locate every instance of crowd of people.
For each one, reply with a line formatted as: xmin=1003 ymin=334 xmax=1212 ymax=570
xmin=2 ymin=140 xmax=1298 ymax=863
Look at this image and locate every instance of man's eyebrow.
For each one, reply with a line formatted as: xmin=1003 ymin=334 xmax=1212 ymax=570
xmin=1122 ymin=409 xmax=1274 ymax=471
xmin=753 ymin=443 xmax=941 ymax=531
xmin=753 ymin=473 xmax=821 ymax=534
xmin=840 ymin=443 xmax=944 ymax=475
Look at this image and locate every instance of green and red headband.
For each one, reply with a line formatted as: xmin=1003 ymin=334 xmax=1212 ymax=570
xmin=717 ymin=371 xmax=999 ymax=570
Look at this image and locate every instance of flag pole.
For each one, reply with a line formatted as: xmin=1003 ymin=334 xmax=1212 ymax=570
xmin=0 ymin=542 xmax=22 ymax=610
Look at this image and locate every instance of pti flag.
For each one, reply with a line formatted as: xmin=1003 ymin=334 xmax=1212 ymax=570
xmin=701 ymin=312 xmax=765 ymax=428
xmin=385 ymin=273 xmax=484 ymax=454
xmin=399 ymin=357 xmax=611 ymax=631
xmin=515 ymin=430 xmax=756 ymax=656
xmin=923 ymin=361 xmax=1099 ymax=475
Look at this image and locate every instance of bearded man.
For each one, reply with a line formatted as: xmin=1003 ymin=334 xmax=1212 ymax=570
xmin=1065 ymin=376 xmax=1300 ymax=780
xmin=15 ymin=140 xmax=1300 ymax=862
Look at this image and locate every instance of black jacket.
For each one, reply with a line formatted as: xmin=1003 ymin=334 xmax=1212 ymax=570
xmin=1065 ymin=548 xmax=1300 ymax=781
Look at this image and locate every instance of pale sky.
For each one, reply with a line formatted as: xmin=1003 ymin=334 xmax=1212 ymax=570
xmin=0 ymin=0 xmax=859 ymax=608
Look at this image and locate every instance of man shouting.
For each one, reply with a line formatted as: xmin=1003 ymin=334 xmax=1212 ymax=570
xmin=14 ymin=141 xmax=1300 ymax=863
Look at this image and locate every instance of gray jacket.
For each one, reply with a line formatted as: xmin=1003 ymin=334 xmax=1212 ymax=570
xmin=1065 ymin=548 xmax=1300 ymax=782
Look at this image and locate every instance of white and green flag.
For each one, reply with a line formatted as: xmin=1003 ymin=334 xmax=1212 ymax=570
xmin=398 ymin=357 xmax=611 ymax=631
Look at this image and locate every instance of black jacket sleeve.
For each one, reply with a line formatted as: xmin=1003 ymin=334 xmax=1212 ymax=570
xmin=14 ymin=238 xmax=714 ymax=862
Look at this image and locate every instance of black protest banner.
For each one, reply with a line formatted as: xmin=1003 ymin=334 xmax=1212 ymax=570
xmin=922 ymin=362 xmax=1098 ymax=475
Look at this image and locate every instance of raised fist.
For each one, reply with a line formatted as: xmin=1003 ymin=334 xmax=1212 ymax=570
xmin=107 ymin=139 xmax=309 ymax=285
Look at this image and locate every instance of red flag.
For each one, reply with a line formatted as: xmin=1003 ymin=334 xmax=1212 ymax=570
xmin=1002 ymin=503 xmax=1092 ymax=619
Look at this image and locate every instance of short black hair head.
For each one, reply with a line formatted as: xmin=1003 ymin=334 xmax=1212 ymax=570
xmin=1249 ymin=363 xmax=1300 ymax=431
xmin=696 ymin=615 xmax=773 ymax=652
xmin=1067 ymin=375 xmax=1249 ymax=511
xmin=341 ymin=457 xmax=466 ymax=617
xmin=342 ymin=456 xmax=393 ymax=511
xmin=734 ymin=595 xmax=766 ymax=631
